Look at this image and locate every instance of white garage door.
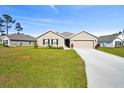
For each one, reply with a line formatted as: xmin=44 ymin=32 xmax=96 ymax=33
xmin=73 ymin=40 xmax=94 ymax=48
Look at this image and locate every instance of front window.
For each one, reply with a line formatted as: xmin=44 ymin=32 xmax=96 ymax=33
xmin=43 ymin=39 xmax=49 ymax=45
xmin=53 ymin=39 xmax=58 ymax=45
xmin=51 ymin=39 xmax=58 ymax=45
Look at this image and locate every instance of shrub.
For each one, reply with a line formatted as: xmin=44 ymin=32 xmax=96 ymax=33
xmin=2 ymin=44 xmax=9 ymax=47
xmin=34 ymin=42 xmax=38 ymax=49
xmin=39 ymin=46 xmax=63 ymax=49
xmin=51 ymin=46 xmax=63 ymax=49
xmin=48 ymin=45 xmax=52 ymax=48
xmin=95 ymin=44 xmax=100 ymax=49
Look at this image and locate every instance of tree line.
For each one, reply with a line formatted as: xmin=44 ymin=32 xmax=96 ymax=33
xmin=0 ymin=14 xmax=23 ymax=36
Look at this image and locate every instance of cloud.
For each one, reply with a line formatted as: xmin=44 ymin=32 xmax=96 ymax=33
xmin=13 ymin=15 xmax=74 ymax=25
xmin=49 ymin=5 xmax=58 ymax=13
xmin=91 ymin=30 xmax=117 ymax=37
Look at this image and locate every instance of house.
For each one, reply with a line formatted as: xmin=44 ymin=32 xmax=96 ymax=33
xmin=37 ymin=31 xmax=98 ymax=48
xmin=37 ymin=31 xmax=65 ymax=47
xmin=60 ymin=32 xmax=74 ymax=37
xmin=0 ymin=35 xmax=5 ymax=44
xmin=98 ymin=33 xmax=124 ymax=47
xmin=69 ymin=31 xmax=98 ymax=48
xmin=2 ymin=33 xmax=36 ymax=47
xmin=0 ymin=37 xmax=2 ymax=44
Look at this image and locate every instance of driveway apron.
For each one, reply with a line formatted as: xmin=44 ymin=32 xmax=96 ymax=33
xmin=75 ymin=48 xmax=124 ymax=88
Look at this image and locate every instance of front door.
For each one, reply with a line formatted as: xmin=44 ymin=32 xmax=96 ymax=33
xmin=65 ymin=39 xmax=70 ymax=47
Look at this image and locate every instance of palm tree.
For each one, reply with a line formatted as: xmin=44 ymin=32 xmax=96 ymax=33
xmin=2 ymin=14 xmax=16 ymax=35
xmin=15 ymin=23 xmax=23 ymax=34
xmin=0 ymin=18 xmax=5 ymax=36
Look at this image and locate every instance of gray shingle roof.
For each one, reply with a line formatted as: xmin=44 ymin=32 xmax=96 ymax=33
xmin=60 ymin=32 xmax=74 ymax=37
xmin=7 ymin=33 xmax=36 ymax=41
xmin=0 ymin=36 xmax=5 ymax=40
xmin=98 ymin=34 xmax=119 ymax=42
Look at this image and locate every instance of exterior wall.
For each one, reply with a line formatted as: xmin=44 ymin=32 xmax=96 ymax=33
xmin=118 ymin=34 xmax=124 ymax=40
xmin=113 ymin=38 xmax=122 ymax=47
xmin=2 ymin=36 xmax=10 ymax=46
xmin=2 ymin=36 xmax=35 ymax=47
xmin=99 ymin=42 xmax=113 ymax=47
xmin=37 ymin=31 xmax=65 ymax=47
xmin=9 ymin=40 xmax=34 ymax=47
xmin=70 ymin=32 xmax=98 ymax=48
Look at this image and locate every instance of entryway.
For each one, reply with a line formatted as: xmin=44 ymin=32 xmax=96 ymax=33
xmin=65 ymin=39 xmax=70 ymax=48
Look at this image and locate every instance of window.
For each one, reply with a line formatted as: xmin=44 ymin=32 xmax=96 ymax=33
xmin=0 ymin=39 xmax=2 ymax=44
xmin=3 ymin=40 xmax=8 ymax=45
xmin=43 ymin=39 xmax=50 ymax=45
xmin=51 ymin=39 xmax=58 ymax=45
xmin=122 ymin=41 xmax=124 ymax=47
xmin=115 ymin=41 xmax=122 ymax=47
xmin=29 ymin=41 xmax=31 ymax=44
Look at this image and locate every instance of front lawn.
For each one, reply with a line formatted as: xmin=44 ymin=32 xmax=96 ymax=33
xmin=97 ymin=47 xmax=124 ymax=57
xmin=0 ymin=47 xmax=87 ymax=88
xmin=0 ymin=45 xmax=4 ymax=48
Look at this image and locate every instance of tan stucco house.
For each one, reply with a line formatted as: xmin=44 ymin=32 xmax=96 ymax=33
xmin=37 ymin=31 xmax=98 ymax=48
xmin=37 ymin=31 xmax=65 ymax=47
xmin=69 ymin=31 xmax=98 ymax=48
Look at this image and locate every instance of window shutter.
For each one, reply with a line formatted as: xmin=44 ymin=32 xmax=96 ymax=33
xmin=43 ymin=39 xmax=45 ymax=45
xmin=56 ymin=39 xmax=58 ymax=45
xmin=51 ymin=39 xmax=53 ymax=45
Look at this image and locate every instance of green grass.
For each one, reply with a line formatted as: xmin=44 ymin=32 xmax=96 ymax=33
xmin=0 ymin=44 xmax=4 ymax=48
xmin=0 ymin=47 xmax=87 ymax=88
xmin=97 ymin=47 xmax=124 ymax=57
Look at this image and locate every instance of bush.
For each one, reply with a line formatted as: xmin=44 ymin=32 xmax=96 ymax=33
xmin=39 ymin=46 xmax=63 ymax=49
xmin=34 ymin=42 xmax=38 ymax=49
xmin=95 ymin=44 xmax=100 ymax=49
xmin=50 ymin=46 xmax=63 ymax=49
xmin=48 ymin=45 xmax=52 ymax=48
xmin=2 ymin=44 xmax=9 ymax=47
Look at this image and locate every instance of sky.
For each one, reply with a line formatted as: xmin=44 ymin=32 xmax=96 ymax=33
xmin=0 ymin=5 xmax=124 ymax=37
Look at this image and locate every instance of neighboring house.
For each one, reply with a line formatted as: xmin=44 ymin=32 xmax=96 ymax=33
xmin=98 ymin=33 xmax=124 ymax=47
xmin=2 ymin=33 xmax=36 ymax=47
xmin=0 ymin=35 xmax=5 ymax=44
xmin=37 ymin=31 xmax=98 ymax=48
xmin=0 ymin=37 xmax=2 ymax=44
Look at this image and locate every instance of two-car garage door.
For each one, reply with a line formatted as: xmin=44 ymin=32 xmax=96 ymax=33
xmin=73 ymin=40 xmax=94 ymax=48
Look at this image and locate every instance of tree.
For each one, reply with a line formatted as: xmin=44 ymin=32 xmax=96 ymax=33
xmin=0 ymin=18 xmax=5 ymax=36
xmin=118 ymin=31 xmax=122 ymax=35
xmin=15 ymin=23 xmax=23 ymax=34
xmin=2 ymin=14 xmax=16 ymax=35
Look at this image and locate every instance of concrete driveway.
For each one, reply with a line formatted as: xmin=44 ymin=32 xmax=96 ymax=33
xmin=75 ymin=48 xmax=124 ymax=88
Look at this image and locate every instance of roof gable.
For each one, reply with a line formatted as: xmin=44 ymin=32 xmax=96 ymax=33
xmin=37 ymin=31 xmax=65 ymax=39
xmin=69 ymin=31 xmax=98 ymax=39
xmin=118 ymin=33 xmax=124 ymax=40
